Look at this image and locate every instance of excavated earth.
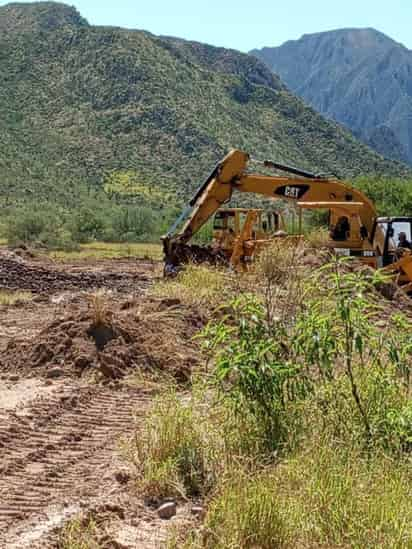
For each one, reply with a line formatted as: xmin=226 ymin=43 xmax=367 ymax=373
xmin=0 ymin=251 xmax=153 ymax=294
xmin=1 ymin=296 xmax=204 ymax=381
xmin=0 ymin=251 xmax=201 ymax=548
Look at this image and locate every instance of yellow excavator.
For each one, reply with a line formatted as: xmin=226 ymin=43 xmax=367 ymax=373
xmin=163 ymin=149 xmax=412 ymax=293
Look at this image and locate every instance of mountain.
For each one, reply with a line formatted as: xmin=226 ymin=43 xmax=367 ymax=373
xmin=0 ymin=5 xmax=410 ymax=211
xmin=251 ymin=28 xmax=412 ymax=165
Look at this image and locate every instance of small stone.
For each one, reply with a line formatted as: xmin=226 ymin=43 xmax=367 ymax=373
xmin=157 ymin=501 xmax=177 ymax=520
xmin=375 ymin=320 xmax=387 ymax=328
xmin=114 ymin=469 xmax=130 ymax=484
xmin=191 ymin=505 xmax=205 ymax=518
xmin=44 ymin=379 xmax=53 ymax=386
xmin=8 ymin=374 xmax=19 ymax=382
xmin=46 ymin=367 xmax=64 ymax=379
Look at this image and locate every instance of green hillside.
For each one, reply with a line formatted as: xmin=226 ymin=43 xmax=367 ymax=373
xmin=0 ymin=1 xmax=410 ymax=215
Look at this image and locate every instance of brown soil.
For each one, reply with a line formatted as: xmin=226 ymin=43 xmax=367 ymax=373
xmin=0 ymin=252 xmax=200 ymax=547
xmin=1 ymin=296 xmax=204 ymax=381
xmin=0 ymin=381 xmax=167 ymax=548
xmin=0 ymin=251 xmax=152 ymax=294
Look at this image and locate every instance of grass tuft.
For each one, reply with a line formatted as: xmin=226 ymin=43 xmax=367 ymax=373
xmin=49 ymin=241 xmax=163 ymax=262
xmin=154 ymin=264 xmax=230 ymax=309
xmin=0 ymin=289 xmax=32 ymax=306
xmin=59 ymin=516 xmax=99 ymax=549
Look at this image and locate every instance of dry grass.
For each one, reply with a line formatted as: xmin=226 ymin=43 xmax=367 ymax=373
xmin=49 ymin=241 xmax=163 ymax=262
xmin=305 ymin=226 xmax=330 ymax=248
xmin=252 ymin=238 xmax=306 ymax=327
xmin=59 ymin=516 xmax=99 ymax=549
xmin=153 ymin=264 xmax=232 ymax=310
xmin=87 ymin=289 xmax=111 ymax=325
xmin=0 ymin=289 xmax=32 ymax=306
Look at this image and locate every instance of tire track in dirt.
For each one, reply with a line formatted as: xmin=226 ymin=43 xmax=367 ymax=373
xmin=0 ymin=383 xmax=149 ymax=548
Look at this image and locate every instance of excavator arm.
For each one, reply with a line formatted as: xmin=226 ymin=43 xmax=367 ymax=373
xmin=163 ymin=149 xmax=377 ymax=268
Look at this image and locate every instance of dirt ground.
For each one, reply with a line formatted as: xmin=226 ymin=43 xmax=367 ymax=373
xmin=0 ymin=250 xmax=198 ymax=548
xmin=2 ymin=248 xmax=410 ymax=548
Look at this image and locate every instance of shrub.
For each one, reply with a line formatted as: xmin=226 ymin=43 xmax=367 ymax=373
xmin=294 ymin=258 xmax=412 ymax=451
xmin=202 ymin=293 xmax=308 ymax=452
xmin=5 ymin=205 xmax=79 ymax=250
xmin=5 ymin=208 xmax=49 ymax=245
xmin=69 ymin=207 xmax=106 ymax=243
xmin=112 ymin=206 xmax=157 ymax=241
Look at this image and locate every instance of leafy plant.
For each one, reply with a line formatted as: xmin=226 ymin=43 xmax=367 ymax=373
xmin=294 ymin=258 xmax=412 ymax=451
xmin=202 ymin=294 xmax=309 ymax=451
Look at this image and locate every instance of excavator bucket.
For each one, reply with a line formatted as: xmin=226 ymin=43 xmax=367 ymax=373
xmin=162 ymin=239 xmax=228 ymax=277
xmin=381 ymin=253 xmax=412 ymax=294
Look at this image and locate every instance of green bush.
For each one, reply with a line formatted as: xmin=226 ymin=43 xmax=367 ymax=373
xmin=5 ymin=205 xmax=78 ymax=250
xmin=69 ymin=207 xmax=106 ymax=243
xmin=5 ymin=208 xmax=49 ymax=245
xmin=294 ymin=259 xmax=412 ymax=451
xmin=202 ymin=293 xmax=308 ymax=452
xmin=354 ymin=176 xmax=412 ymax=216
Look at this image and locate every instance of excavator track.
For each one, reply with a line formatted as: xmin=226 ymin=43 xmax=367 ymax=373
xmin=0 ymin=383 xmax=149 ymax=548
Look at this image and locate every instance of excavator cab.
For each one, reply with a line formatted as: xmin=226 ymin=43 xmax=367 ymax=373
xmin=372 ymin=217 xmax=412 ymax=294
xmin=212 ymin=208 xmax=283 ymax=259
xmin=373 ymin=217 xmax=412 ymax=267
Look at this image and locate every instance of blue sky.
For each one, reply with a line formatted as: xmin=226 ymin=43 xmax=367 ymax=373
xmin=1 ymin=0 xmax=411 ymax=51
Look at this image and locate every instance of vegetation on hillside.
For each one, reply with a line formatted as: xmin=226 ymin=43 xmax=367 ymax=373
xmin=0 ymin=1 xmax=411 ymax=225
xmin=355 ymin=175 xmax=412 ymax=216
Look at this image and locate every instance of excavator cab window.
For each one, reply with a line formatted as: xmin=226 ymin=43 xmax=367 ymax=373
xmin=379 ymin=219 xmax=412 ymax=266
xmin=331 ymin=216 xmax=350 ymax=241
xmin=393 ymin=222 xmax=411 ymax=248
xmin=213 ymin=211 xmax=231 ymax=230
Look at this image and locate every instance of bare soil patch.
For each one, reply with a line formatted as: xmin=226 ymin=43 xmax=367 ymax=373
xmin=0 ymin=382 xmax=157 ymax=548
xmin=0 ymin=253 xmax=201 ymax=547
xmin=0 ymin=250 xmax=154 ymax=294
xmin=1 ymin=296 xmax=204 ymax=381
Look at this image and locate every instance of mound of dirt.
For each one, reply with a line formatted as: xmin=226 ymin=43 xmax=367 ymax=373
xmin=2 ymin=297 xmax=205 ymax=381
xmin=0 ymin=253 xmax=150 ymax=293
